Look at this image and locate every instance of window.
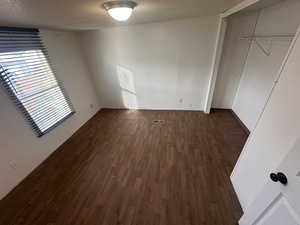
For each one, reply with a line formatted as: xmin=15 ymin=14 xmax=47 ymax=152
xmin=0 ymin=27 xmax=74 ymax=137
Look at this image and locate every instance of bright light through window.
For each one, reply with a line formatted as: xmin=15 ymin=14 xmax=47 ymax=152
xmin=0 ymin=29 xmax=74 ymax=136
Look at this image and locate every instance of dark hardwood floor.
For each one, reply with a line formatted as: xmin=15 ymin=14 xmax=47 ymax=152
xmin=0 ymin=109 xmax=248 ymax=225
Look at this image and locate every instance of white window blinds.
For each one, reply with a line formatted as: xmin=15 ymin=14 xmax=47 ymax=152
xmin=0 ymin=27 xmax=74 ymax=137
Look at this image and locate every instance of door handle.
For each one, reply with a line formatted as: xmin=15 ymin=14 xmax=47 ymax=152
xmin=270 ymin=172 xmax=288 ymax=185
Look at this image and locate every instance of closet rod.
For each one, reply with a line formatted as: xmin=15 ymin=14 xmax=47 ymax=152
xmin=241 ymin=34 xmax=295 ymax=39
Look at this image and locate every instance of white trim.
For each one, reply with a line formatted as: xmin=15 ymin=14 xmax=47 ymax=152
xmin=221 ymin=0 xmax=261 ymax=18
xmin=204 ymin=0 xmax=265 ymax=114
xmin=204 ymin=0 xmax=273 ymax=114
xmin=204 ymin=16 xmax=227 ymax=113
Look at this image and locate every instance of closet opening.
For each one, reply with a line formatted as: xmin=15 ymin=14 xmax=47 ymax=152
xmin=208 ymin=0 xmax=300 ymax=134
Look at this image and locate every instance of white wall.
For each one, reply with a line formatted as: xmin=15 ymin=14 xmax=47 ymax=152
xmin=77 ymin=17 xmax=219 ymax=110
xmin=230 ymin=0 xmax=300 ymax=210
xmin=0 ymin=30 xmax=100 ymax=199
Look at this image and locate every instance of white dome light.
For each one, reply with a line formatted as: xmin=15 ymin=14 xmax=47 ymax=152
xmin=108 ymin=7 xmax=133 ymax=21
xmin=103 ymin=1 xmax=137 ymax=22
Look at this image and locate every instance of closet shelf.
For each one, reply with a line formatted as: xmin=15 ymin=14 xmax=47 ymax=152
xmin=240 ymin=34 xmax=295 ymax=39
xmin=240 ymin=34 xmax=295 ymax=56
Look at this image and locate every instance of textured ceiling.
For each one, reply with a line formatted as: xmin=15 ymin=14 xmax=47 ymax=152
xmin=0 ymin=0 xmax=243 ymax=30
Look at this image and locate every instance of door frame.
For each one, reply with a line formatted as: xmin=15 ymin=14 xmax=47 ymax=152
xmin=204 ymin=0 xmax=281 ymax=113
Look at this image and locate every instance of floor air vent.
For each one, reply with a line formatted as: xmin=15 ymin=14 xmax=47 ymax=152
xmin=152 ymin=120 xmax=165 ymax=124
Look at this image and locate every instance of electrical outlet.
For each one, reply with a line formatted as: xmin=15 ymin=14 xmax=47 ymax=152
xmin=90 ymin=104 xmax=94 ymax=109
xmin=179 ymin=98 xmax=183 ymax=103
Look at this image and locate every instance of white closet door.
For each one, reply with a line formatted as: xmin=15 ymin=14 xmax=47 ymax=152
xmin=232 ymin=38 xmax=291 ymax=131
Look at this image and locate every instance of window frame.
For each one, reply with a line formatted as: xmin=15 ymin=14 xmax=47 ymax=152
xmin=0 ymin=27 xmax=75 ymax=137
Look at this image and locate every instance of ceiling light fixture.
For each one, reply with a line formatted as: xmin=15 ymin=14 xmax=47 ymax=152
xmin=103 ymin=1 xmax=137 ymax=22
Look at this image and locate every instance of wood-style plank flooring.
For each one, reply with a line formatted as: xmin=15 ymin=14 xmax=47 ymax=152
xmin=0 ymin=109 xmax=248 ymax=225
